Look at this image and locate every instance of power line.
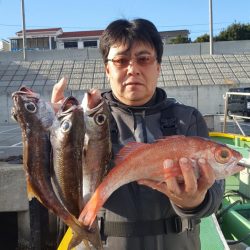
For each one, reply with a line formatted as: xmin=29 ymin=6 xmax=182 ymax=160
xmin=0 ymin=19 xmax=249 ymax=30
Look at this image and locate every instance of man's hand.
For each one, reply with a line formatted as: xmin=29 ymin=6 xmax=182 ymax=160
xmin=137 ymin=158 xmax=216 ymax=209
xmin=51 ymin=77 xmax=68 ymax=112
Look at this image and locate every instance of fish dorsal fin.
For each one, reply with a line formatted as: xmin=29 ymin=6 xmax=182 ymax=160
xmin=157 ymin=135 xmax=185 ymax=141
xmin=115 ymin=141 xmax=148 ymax=165
xmin=152 ymin=135 xmax=186 ymax=145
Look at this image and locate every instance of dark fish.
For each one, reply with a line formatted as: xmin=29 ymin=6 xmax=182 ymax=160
xmin=73 ymin=89 xmax=111 ymax=248
xmin=11 ymin=87 xmax=99 ymax=250
xmin=50 ymin=96 xmax=103 ymax=249
xmin=79 ymin=135 xmax=244 ymax=227
xmin=81 ymin=89 xmax=111 ymax=199
xmin=50 ymin=96 xmax=85 ymax=217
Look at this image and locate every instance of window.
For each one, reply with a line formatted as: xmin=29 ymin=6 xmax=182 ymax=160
xmin=64 ymin=41 xmax=78 ymax=48
xmin=11 ymin=39 xmax=18 ymax=51
xmin=11 ymin=39 xmax=23 ymax=51
xmin=84 ymin=40 xmax=97 ymax=48
xmin=37 ymin=38 xmax=49 ymax=49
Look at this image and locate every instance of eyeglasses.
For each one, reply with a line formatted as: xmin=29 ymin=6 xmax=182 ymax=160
xmin=106 ymin=54 xmax=157 ymax=68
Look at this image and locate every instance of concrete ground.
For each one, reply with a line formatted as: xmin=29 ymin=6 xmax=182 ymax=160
xmin=0 ymin=123 xmax=22 ymax=160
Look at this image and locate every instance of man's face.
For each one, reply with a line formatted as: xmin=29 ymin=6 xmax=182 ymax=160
xmin=105 ymin=42 xmax=160 ymax=106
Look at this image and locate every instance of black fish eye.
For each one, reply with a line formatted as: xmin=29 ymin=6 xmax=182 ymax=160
xmin=221 ymin=150 xmax=229 ymax=159
xmin=61 ymin=120 xmax=71 ymax=132
xmin=94 ymin=114 xmax=106 ymax=125
xmin=24 ymin=102 xmax=37 ymax=113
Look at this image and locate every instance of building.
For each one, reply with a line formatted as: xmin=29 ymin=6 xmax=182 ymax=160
xmin=9 ymin=27 xmax=189 ymax=51
xmin=10 ymin=28 xmax=63 ymax=51
xmin=56 ymin=30 xmax=103 ymax=49
xmin=160 ymin=30 xmax=190 ymax=44
xmin=0 ymin=39 xmax=10 ymax=51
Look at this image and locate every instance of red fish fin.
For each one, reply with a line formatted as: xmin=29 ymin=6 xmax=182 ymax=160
xmin=156 ymin=135 xmax=185 ymax=142
xmin=79 ymin=192 xmax=102 ymax=227
xmin=114 ymin=142 xmax=148 ymax=165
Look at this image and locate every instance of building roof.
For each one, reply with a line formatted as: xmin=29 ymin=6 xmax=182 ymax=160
xmin=16 ymin=28 xmax=63 ymax=35
xmin=57 ymin=30 xmax=103 ymax=38
xmin=160 ymin=30 xmax=190 ymax=37
xmin=13 ymin=28 xmax=187 ymax=41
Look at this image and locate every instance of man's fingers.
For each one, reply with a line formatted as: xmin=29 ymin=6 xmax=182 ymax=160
xmin=179 ymin=158 xmax=197 ymax=195
xmin=51 ymin=77 xmax=68 ymax=103
xmin=165 ymin=177 xmax=181 ymax=196
xmin=163 ymin=159 xmax=181 ymax=195
xmin=197 ymin=158 xmax=215 ymax=190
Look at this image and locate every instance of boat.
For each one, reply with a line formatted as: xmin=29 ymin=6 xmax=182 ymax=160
xmin=209 ymin=131 xmax=250 ymax=249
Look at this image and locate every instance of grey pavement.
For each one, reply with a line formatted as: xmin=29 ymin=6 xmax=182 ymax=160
xmin=0 ymin=123 xmax=22 ymax=160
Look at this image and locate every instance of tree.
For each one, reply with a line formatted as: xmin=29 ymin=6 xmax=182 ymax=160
xmin=193 ymin=34 xmax=210 ymax=43
xmin=169 ymin=35 xmax=191 ymax=44
xmin=215 ymin=22 xmax=250 ymax=41
xmin=193 ymin=22 xmax=250 ymax=42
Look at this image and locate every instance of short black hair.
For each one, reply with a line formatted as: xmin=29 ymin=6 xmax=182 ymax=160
xmin=100 ymin=18 xmax=163 ymax=64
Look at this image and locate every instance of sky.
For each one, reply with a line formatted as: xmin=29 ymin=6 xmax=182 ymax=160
xmin=0 ymin=0 xmax=249 ymax=41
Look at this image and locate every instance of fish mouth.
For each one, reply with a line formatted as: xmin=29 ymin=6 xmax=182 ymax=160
xmin=12 ymin=86 xmax=40 ymax=99
xmin=57 ymin=96 xmax=81 ymax=118
xmin=82 ymin=91 xmax=104 ymax=115
xmin=237 ymin=158 xmax=250 ymax=169
xmin=224 ymin=156 xmax=245 ymax=177
xmin=81 ymin=89 xmax=102 ymax=112
xmin=61 ymin=96 xmax=79 ymax=111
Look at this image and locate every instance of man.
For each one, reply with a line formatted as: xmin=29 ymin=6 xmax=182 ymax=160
xmin=52 ymin=18 xmax=224 ymax=250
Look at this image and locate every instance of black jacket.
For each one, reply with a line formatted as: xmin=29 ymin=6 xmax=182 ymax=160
xmin=98 ymin=88 xmax=224 ymax=250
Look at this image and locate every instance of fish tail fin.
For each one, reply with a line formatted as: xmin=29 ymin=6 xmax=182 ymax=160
xmin=68 ymin=220 xmax=103 ymax=250
xmin=82 ymin=240 xmax=92 ymax=250
xmin=67 ymin=236 xmax=91 ymax=250
xmin=79 ymin=194 xmax=101 ymax=228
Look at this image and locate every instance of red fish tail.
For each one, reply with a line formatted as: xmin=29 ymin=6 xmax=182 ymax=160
xmin=79 ymin=192 xmax=102 ymax=227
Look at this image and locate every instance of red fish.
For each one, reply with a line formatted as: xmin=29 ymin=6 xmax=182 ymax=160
xmin=79 ymin=135 xmax=244 ymax=227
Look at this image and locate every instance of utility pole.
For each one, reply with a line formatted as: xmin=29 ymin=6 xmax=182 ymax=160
xmin=21 ymin=0 xmax=27 ymax=60
xmin=209 ymin=0 xmax=214 ymax=55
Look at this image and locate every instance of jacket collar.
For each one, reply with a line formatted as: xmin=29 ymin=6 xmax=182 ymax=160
xmin=102 ymin=87 xmax=168 ymax=114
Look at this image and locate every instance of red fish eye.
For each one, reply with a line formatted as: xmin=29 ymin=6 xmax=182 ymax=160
xmin=214 ymin=147 xmax=232 ymax=164
xmin=221 ymin=150 xmax=229 ymax=158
